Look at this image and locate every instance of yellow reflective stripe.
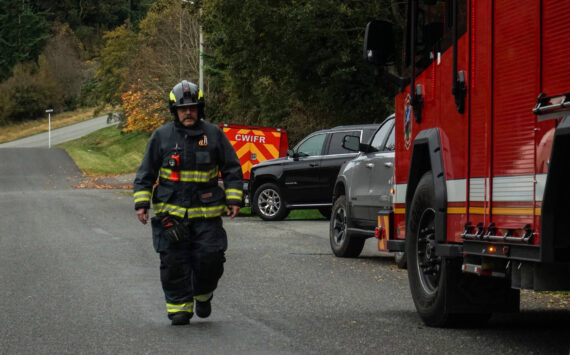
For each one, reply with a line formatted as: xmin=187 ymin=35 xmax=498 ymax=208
xmin=159 ymin=167 xmax=219 ymax=182
xmin=153 ymin=203 xmax=187 ymax=218
xmin=153 ymin=204 xmax=226 ymax=219
xmin=159 ymin=169 xmax=171 ymax=180
xmin=166 ymin=302 xmax=194 ymax=313
xmin=225 ymin=188 xmax=243 ymax=199
xmin=134 ymin=190 xmax=151 ymax=203
xmin=169 ymin=91 xmax=176 ymax=103
xmin=179 ymin=168 xmax=218 ymax=182
xmin=187 ymin=205 xmax=225 ymax=219
xmin=194 ymin=292 xmax=213 ymax=302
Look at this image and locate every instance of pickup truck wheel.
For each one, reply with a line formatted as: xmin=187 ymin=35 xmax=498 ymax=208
xmin=252 ymin=183 xmax=289 ymax=221
xmin=329 ymin=195 xmax=364 ymax=257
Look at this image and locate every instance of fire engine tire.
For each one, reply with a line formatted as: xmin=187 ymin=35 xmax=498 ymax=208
xmin=407 ymin=171 xmax=452 ymax=326
xmin=252 ymin=183 xmax=290 ymax=221
xmin=329 ymin=195 xmax=365 ymax=257
xmin=318 ymin=207 xmax=332 ymax=220
xmin=406 ymin=172 xmax=492 ymax=327
xmin=394 ymin=252 xmax=407 ymax=269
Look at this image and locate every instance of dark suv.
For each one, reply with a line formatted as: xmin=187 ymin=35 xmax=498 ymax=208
xmin=328 ymin=115 xmax=405 ymax=267
xmin=249 ymin=124 xmax=380 ymax=220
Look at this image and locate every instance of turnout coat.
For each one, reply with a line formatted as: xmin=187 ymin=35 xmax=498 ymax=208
xmin=133 ymin=119 xmax=243 ymax=222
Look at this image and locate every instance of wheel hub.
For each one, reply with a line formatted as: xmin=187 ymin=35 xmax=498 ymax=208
xmin=332 ymin=207 xmax=346 ymax=244
xmin=416 ymin=208 xmax=441 ymax=294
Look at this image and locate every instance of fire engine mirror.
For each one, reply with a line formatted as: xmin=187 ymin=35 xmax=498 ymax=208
xmin=363 ymin=20 xmax=395 ymax=66
xmin=342 ymin=135 xmax=360 ymax=152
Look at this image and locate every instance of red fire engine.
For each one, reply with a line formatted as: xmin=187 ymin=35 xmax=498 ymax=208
xmin=220 ymin=124 xmax=288 ymax=203
xmin=366 ymin=0 xmax=570 ymax=326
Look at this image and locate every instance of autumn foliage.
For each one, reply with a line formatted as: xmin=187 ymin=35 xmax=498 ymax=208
xmin=121 ymin=84 xmax=170 ymax=133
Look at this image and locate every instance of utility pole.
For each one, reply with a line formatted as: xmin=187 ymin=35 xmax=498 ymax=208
xmin=199 ymin=17 xmax=203 ymax=93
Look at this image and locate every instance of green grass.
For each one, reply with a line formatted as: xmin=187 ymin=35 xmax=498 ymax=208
xmin=239 ymin=207 xmax=326 ymax=220
xmin=58 ymin=126 xmax=149 ymax=175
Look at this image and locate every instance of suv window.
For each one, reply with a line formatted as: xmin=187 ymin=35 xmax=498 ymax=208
xmin=297 ymin=133 xmax=326 ymax=157
xmin=328 ymin=131 xmax=360 ymax=155
xmin=385 ymin=127 xmax=395 ymax=151
xmin=370 ymin=120 xmax=394 ymax=151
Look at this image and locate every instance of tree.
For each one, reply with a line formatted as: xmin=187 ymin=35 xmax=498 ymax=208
xmin=42 ymin=23 xmax=86 ymax=109
xmin=0 ymin=58 xmax=61 ymax=124
xmin=202 ymin=0 xmax=396 ymax=142
xmin=0 ymin=0 xmax=48 ymax=80
xmin=120 ymin=0 xmax=202 ymax=133
xmin=94 ymin=23 xmax=139 ymax=107
xmin=32 ymin=0 xmax=154 ymax=57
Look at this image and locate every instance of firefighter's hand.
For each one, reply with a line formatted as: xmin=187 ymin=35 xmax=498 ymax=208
xmin=227 ymin=205 xmax=240 ymax=219
xmin=136 ymin=208 xmax=149 ymax=225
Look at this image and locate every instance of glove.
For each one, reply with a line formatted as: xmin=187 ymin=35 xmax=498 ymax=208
xmin=154 ymin=213 xmax=190 ymax=242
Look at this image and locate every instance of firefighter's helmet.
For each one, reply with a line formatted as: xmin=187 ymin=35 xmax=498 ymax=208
xmin=169 ymin=80 xmax=204 ymax=119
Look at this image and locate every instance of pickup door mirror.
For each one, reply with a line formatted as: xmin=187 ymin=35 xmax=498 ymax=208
xmin=342 ymin=135 xmax=361 ymax=152
xmin=343 ymin=135 xmax=378 ymax=153
xmin=287 ymin=149 xmax=299 ymax=160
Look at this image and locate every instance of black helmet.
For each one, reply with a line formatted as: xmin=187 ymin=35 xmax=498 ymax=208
xmin=169 ymin=80 xmax=204 ymax=118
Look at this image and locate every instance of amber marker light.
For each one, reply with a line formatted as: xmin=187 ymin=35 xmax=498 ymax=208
xmin=488 ymin=246 xmax=496 ymax=253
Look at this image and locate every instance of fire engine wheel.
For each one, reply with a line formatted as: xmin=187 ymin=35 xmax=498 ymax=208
xmin=252 ymin=183 xmax=290 ymax=221
xmin=406 ymin=172 xmax=449 ymax=326
xmin=329 ymin=195 xmax=365 ymax=257
xmin=407 ymin=172 xmax=492 ymax=327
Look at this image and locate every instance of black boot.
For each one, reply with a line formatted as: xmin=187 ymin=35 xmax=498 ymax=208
xmin=170 ymin=312 xmax=192 ymax=325
xmin=195 ymin=295 xmax=213 ymax=318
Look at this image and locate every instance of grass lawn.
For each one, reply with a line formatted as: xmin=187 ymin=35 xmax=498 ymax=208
xmin=58 ymin=126 xmax=149 ymax=175
xmin=238 ymin=207 xmax=326 ymax=220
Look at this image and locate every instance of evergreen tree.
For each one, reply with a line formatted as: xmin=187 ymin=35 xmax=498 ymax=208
xmin=0 ymin=0 xmax=48 ymax=80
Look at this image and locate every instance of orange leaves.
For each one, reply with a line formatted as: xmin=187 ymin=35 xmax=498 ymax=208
xmin=121 ymin=84 xmax=169 ymax=133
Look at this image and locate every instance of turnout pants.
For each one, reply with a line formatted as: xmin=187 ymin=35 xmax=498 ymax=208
xmin=153 ymin=217 xmax=227 ymax=316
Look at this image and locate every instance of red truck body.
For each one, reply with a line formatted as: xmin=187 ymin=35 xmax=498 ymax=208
xmin=368 ymin=0 xmax=570 ymax=326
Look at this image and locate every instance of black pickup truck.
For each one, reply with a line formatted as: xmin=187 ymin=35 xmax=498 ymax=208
xmin=249 ymin=124 xmax=380 ymax=221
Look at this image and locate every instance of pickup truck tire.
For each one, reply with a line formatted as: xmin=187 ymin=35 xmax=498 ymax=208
xmin=330 ymin=195 xmax=365 ymax=257
xmin=252 ymin=182 xmax=290 ymax=221
xmin=407 ymin=172 xmax=493 ymax=327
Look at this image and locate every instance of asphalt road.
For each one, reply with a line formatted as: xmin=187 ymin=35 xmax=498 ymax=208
xmin=0 ymin=148 xmax=569 ymax=354
xmin=0 ymin=115 xmax=118 ymax=148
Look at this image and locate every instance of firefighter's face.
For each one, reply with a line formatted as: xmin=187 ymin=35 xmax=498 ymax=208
xmin=177 ymin=105 xmax=198 ymax=127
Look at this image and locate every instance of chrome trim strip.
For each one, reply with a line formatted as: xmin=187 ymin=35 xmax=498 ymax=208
xmin=492 ymin=175 xmax=534 ymax=202
xmin=535 ymin=174 xmax=546 ymax=202
xmin=394 ymin=184 xmax=406 ymax=204
xmin=287 ymin=203 xmax=332 ymax=208
xmin=447 ymin=179 xmax=466 ymax=202
xmin=469 ymin=178 xmax=487 ymax=202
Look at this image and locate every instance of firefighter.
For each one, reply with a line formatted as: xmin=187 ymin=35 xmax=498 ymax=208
xmin=133 ymin=80 xmax=243 ymax=326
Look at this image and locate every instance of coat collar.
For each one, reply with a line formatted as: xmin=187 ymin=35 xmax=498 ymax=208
xmin=174 ymin=119 xmax=204 ymax=136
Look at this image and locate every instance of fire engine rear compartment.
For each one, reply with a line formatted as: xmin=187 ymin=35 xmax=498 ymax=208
xmin=460 ymin=0 xmax=570 ymax=290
